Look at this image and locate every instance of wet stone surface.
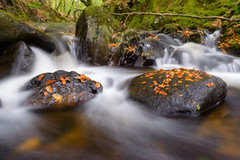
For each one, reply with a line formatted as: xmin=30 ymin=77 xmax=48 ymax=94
xmin=22 ymin=70 xmax=103 ymax=110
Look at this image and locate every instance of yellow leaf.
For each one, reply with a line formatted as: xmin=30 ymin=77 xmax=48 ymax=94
xmin=52 ymin=94 xmax=63 ymax=102
xmin=95 ymin=82 xmax=101 ymax=88
xmin=17 ymin=137 xmax=40 ymax=152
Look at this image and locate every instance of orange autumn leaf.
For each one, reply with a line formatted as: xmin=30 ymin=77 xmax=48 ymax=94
xmin=173 ymin=83 xmax=178 ymax=87
xmin=185 ymin=85 xmax=189 ymax=87
xmin=141 ymin=81 xmax=146 ymax=84
xmin=177 ymin=72 xmax=183 ymax=78
xmin=185 ymin=77 xmax=194 ymax=82
xmin=178 ymin=80 xmax=183 ymax=83
xmin=95 ymin=82 xmax=101 ymax=88
xmin=44 ymin=91 xmax=49 ymax=96
xmin=38 ymin=74 xmax=45 ymax=81
xmin=52 ymin=94 xmax=62 ymax=102
xmin=65 ymin=78 xmax=71 ymax=82
xmin=206 ymin=82 xmax=214 ymax=87
xmin=159 ymin=90 xmax=167 ymax=95
xmin=179 ymin=94 xmax=183 ymax=97
xmin=60 ymin=77 xmax=66 ymax=85
xmin=152 ymin=81 xmax=158 ymax=85
xmin=45 ymin=80 xmax=57 ymax=86
xmin=165 ymin=74 xmax=170 ymax=78
xmin=45 ymin=86 xmax=53 ymax=93
xmin=158 ymin=84 xmax=166 ymax=88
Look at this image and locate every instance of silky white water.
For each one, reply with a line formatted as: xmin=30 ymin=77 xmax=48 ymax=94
xmin=0 ymin=33 xmax=240 ymax=160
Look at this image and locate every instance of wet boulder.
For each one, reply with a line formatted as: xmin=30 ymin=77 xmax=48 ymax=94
xmin=128 ymin=68 xmax=227 ymax=117
xmin=22 ymin=70 xmax=103 ymax=110
xmin=75 ymin=6 xmax=119 ymax=65
xmin=0 ymin=10 xmax=55 ymax=53
xmin=111 ymin=32 xmax=172 ymax=67
xmin=0 ymin=41 xmax=34 ymax=79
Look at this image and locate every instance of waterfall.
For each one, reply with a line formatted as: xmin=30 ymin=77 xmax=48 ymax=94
xmin=155 ymin=30 xmax=240 ymax=72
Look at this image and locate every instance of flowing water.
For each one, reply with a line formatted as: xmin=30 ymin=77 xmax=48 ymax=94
xmin=1 ymin=32 xmax=240 ymax=160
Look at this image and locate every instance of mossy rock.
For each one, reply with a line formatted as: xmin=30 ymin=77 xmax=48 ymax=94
xmin=128 ymin=68 xmax=227 ymax=117
xmin=75 ymin=6 xmax=119 ymax=65
xmin=159 ymin=24 xmax=182 ymax=34
xmin=32 ymin=23 xmax=75 ymax=34
xmin=0 ymin=10 xmax=55 ymax=53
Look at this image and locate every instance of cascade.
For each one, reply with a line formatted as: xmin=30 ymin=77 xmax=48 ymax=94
xmin=0 ymin=32 xmax=240 ymax=160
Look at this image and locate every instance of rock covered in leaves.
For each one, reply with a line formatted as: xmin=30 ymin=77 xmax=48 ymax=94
xmin=0 ymin=41 xmax=34 ymax=79
xmin=128 ymin=68 xmax=227 ymax=117
xmin=110 ymin=31 xmax=171 ymax=67
xmin=22 ymin=70 xmax=103 ymax=110
xmin=0 ymin=11 xmax=55 ymax=53
xmin=75 ymin=6 xmax=119 ymax=65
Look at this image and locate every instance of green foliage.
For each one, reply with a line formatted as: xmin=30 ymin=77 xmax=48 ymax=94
xmin=197 ymin=105 xmax=201 ymax=111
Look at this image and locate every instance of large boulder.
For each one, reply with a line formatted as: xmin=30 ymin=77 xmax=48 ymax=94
xmin=75 ymin=6 xmax=119 ymax=65
xmin=128 ymin=68 xmax=227 ymax=117
xmin=0 ymin=41 xmax=34 ymax=79
xmin=22 ymin=70 xmax=103 ymax=110
xmin=0 ymin=10 xmax=55 ymax=53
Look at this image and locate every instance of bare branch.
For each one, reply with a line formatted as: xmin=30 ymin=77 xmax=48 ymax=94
xmin=111 ymin=12 xmax=240 ymax=22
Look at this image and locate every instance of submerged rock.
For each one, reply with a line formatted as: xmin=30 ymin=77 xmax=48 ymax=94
xmin=22 ymin=70 xmax=103 ymax=110
xmin=128 ymin=68 xmax=227 ymax=117
xmin=0 ymin=10 xmax=55 ymax=53
xmin=75 ymin=6 xmax=119 ymax=65
xmin=0 ymin=41 xmax=34 ymax=79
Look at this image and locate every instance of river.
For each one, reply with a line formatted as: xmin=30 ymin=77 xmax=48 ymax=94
xmin=0 ymin=32 xmax=240 ymax=160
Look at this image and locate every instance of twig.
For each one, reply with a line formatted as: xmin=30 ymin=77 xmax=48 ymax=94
xmin=111 ymin=12 xmax=240 ymax=22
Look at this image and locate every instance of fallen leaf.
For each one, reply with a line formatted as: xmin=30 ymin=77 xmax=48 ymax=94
xmin=44 ymin=91 xmax=49 ymax=96
xmin=179 ymin=94 xmax=183 ymax=97
xmin=45 ymin=86 xmax=53 ymax=93
xmin=158 ymin=84 xmax=166 ymax=88
xmin=16 ymin=137 xmax=40 ymax=152
xmin=185 ymin=85 xmax=189 ymax=87
xmin=52 ymin=94 xmax=62 ymax=102
xmin=95 ymin=82 xmax=101 ymax=88
xmin=60 ymin=77 xmax=66 ymax=85
xmin=177 ymin=72 xmax=183 ymax=78
xmin=141 ymin=81 xmax=146 ymax=84
xmin=152 ymin=81 xmax=158 ymax=85
xmin=206 ymin=82 xmax=214 ymax=87
xmin=65 ymin=78 xmax=71 ymax=82
xmin=45 ymin=80 xmax=57 ymax=86
xmin=38 ymin=74 xmax=45 ymax=81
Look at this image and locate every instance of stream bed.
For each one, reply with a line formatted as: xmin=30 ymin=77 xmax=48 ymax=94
xmin=0 ymin=33 xmax=240 ymax=160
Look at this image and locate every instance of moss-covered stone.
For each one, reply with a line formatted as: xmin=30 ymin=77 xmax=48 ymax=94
xmin=0 ymin=10 xmax=55 ymax=53
xmin=128 ymin=68 xmax=227 ymax=117
xmin=75 ymin=6 xmax=119 ymax=66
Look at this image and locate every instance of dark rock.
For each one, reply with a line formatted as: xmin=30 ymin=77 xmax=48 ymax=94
xmin=111 ymin=31 xmax=172 ymax=67
xmin=75 ymin=6 xmax=119 ymax=65
xmin=22 ymin=70 xmax=103 ymax=110
xmin=0 ymin=10 xmax=55 ymax=53
xmin=0 ymin=41 xmax=35 ymax=79
xmin=128 ymin=68 xmax=227 ymax=117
